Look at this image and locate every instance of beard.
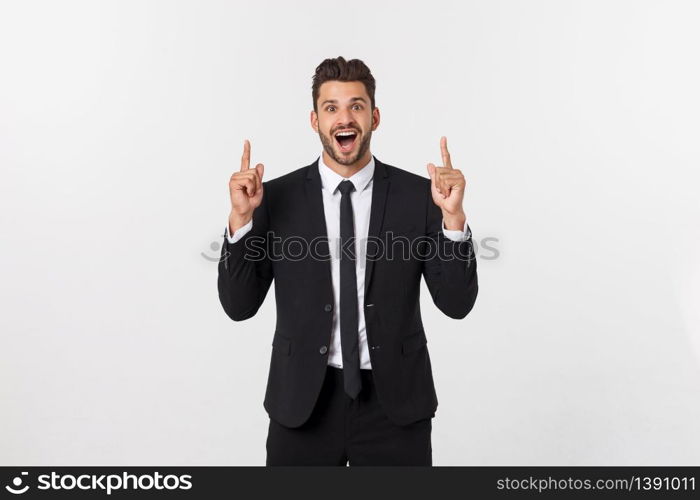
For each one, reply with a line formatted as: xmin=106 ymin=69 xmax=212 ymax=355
xmin=319 ymin=126 xmax=372 ymax=167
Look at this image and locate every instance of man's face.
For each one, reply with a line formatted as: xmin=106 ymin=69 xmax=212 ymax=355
xmin=311 ymin=80 xmax=380 ymax=167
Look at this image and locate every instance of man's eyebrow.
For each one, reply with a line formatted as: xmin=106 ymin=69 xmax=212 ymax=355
xmin=320 ymin=97 xmax=368 ymax=106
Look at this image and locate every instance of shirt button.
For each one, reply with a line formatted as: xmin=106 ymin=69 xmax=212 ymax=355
xmin=324 ymin=304 xmax=332 ymax=312
xmin=319 ymin=345 xmax=328 ymax=355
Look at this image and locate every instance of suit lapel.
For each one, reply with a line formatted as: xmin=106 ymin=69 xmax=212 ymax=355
xmin=304 ymin=158 xmax=334 ymax=299
xmin=303 ymin=157 xmax=326 ymax=239
xmin=364 ymin=156 xmax=390 ymax=297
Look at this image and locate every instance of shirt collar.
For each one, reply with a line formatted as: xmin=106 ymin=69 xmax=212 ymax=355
xmin=318 ymin=152 xmax=375 ymax=194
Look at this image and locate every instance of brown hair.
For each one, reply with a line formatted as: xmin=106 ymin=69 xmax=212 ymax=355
xmin=311 ymin=56 xmax=376 ymax=112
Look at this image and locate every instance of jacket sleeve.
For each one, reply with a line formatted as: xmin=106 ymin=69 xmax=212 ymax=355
xmin=217 ymin=182 xmax=274 ymax=321
xmin=421 ymin=183 xmax=478 ymax=320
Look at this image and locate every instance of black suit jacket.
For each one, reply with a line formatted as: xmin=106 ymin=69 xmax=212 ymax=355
xmin=218 ymin=156 xmax=478 ymax=428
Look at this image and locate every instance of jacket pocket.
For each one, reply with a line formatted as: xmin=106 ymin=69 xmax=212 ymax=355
xmin=272 ymin=331 xmax=292 ymax=356
xmin=402 ymin=328 xmax=427 ymax=355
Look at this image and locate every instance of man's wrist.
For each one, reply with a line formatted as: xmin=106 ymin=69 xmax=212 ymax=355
xmin=442 ymin=211 xmax=466 ymax=231
xmin=229 ymin=212 xmax=253 ymax=234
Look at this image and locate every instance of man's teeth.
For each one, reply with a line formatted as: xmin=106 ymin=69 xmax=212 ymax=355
xmin=335 ymin=131 xmax=356 ymax=137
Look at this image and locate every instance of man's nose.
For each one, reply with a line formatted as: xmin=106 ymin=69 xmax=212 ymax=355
xmin=336 ymin=110 xmax=356 ymax=128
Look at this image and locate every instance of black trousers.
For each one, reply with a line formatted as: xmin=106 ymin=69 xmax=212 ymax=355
xmin=266 ymin=365 xmax=432 ymax=466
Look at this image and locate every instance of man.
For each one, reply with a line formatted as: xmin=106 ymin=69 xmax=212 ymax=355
xmin=218 ymin=56 xmax=478 ymax=466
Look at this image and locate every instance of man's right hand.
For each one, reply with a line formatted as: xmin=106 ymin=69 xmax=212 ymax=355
xmin=229 ymin=139 xmax=264 ymax=233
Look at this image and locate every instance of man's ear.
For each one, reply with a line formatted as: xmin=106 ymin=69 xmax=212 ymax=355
xmin=310 ymin=110 xmax=318 ymax=132
xmin=371 ymin=107 xmax=380 ymax=131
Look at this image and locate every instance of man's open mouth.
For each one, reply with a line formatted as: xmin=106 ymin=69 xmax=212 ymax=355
xmin=334 ymin=130 xmax=358 ymax=153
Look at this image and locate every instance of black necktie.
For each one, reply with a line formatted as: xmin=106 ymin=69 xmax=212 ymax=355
xmin=336 ymin=179 xmax=362 ymax=399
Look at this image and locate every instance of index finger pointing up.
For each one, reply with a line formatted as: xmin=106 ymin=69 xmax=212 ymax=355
xmin=240 ymin=139 xmax=251 ymax=171
xmin=440 ymin=136 xmax=452 ymax=169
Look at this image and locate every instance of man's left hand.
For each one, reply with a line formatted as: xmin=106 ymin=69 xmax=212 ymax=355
xmin=426 ymin=136 xmax=467 ymax=230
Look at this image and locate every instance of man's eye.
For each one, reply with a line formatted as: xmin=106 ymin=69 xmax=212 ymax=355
xmin=353 ymin=105 xmax=362 ymax=110
xmin=326 ymin=106 xmax=335 ymax=112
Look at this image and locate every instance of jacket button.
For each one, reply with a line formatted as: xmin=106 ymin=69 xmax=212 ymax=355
xmin=324 ymin=304 xmax=332 ymax=312
xmin=319 ymin=345 xmax=328 ymax=355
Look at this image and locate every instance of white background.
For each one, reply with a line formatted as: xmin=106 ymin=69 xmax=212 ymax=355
xmin=1 ymin=0 xmax=699 ymax=465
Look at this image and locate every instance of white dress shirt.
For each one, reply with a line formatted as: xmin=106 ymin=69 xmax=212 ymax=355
xmin=225 ymin=153 xmax=471 ymax=369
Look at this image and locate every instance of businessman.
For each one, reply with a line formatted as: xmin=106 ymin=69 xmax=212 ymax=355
xmin=217 ymin=56 xmax=478 ymax=465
